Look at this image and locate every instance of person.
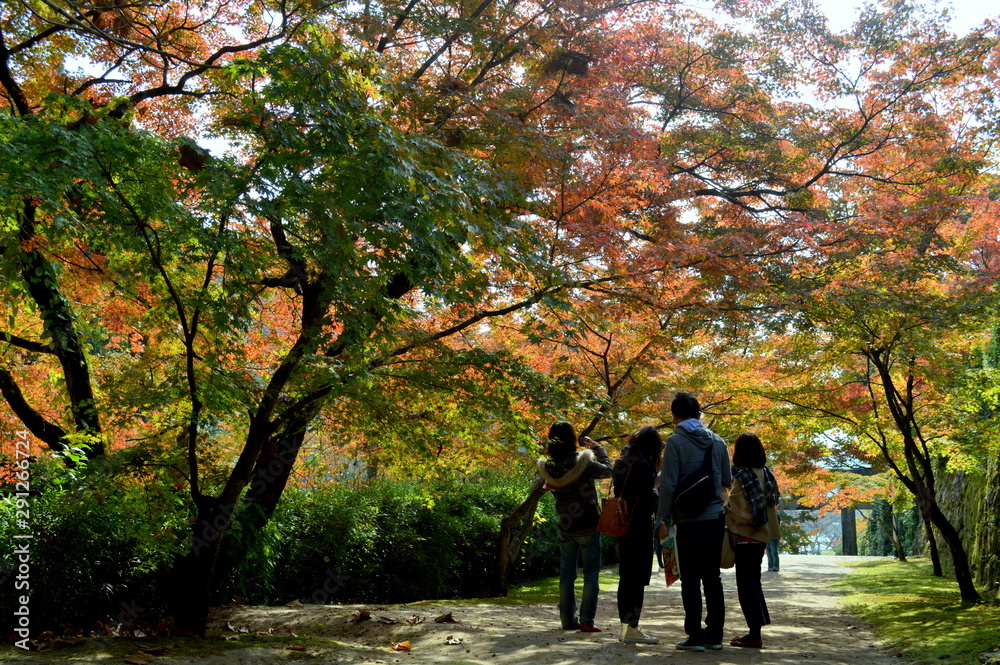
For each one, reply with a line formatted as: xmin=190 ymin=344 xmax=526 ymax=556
xmin=724 ymin=432 xmax=781 ymax=649
xmin=612 ymin=426 xmax=662 ymax=644
xmin=537 ymin=421 xmax=613 ymax=632
xmin=766 ymin=538 xmax=780 ymax=572
xmin=655 ymin=392 xmax=732 ymax=652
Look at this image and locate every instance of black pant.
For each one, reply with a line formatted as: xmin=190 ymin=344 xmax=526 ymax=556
xmin=735 ymin=541 xmax=770 ymax=635
xmin=617 ymin=531 xmax=653 ymax=626
xmin=676 ymin=515 xmax=725 ymax=644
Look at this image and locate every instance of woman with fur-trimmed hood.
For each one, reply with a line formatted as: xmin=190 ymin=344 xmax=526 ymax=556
xmin=537 ymin=422 xmax=613 ymax=632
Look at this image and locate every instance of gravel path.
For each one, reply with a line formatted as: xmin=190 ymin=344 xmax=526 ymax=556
xmin=3 ymin=554 xmax=909 ymax=665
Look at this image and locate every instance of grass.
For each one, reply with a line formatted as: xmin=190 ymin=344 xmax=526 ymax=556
xmin=834 ymin=557 xmax=1000 ymax=664
xmin=414 ymin=571 xmax=621 ymax=607
xmin=506 ymin=572 xmax=620 ymax=604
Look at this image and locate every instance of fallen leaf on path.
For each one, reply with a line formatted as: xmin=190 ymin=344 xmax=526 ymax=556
xmin=434 ymin=612 xmax=459 ymax=623
xmin=286 ymin=645 xmax=306 ymax=651
xmin=389 ymin=641 xmax=411 ymax=651
xmin=404 ymin=616 xmax=425 ymax=625
xmin=37 ymin=636 xmax=85 ymax=652
xmin=444 ymin=636 xmax=464 ymax=645
xmin=376 ymin=615 xmax=398 ymax=624
xmin=285 ymin=599 xmax=303 ymax=607
xmin=348 ymin=609 xmax=371 ymax=623
xmin=123 ymin=653 xmax=154 ymax=664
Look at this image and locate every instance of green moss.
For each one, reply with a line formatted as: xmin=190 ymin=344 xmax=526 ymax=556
xmin=835 ymin=558 xmax=1000 ymax=664
xmin=412 ymin=571 xmax=620 ymax=606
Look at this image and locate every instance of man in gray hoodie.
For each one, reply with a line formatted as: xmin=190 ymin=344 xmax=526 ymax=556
xmin=656 ymin=392 xmax=732 ymax=651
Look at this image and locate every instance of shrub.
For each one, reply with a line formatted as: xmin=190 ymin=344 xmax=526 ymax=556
xmin=1 ymin=461 xmax=606 ymax=634
xmin=0 ymin=453 xmax=185 ymax=634
xmin=228 ymin=473 xmax=569 ymax=604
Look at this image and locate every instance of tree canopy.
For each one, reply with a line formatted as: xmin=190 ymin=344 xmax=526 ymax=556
xmin=2 ymin=0 xmax=1000 ymax=626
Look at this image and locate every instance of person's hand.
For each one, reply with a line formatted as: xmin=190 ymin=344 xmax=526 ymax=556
xmin=579 ymin=436 xmax=597 ymax=449
xmin=657 ymin=521 xmax=669 ymax=540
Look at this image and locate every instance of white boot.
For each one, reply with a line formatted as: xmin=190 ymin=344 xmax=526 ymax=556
xmin=621 ymin=624 xmax=659 ymax=644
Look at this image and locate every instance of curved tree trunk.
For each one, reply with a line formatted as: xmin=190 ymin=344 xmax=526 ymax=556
xmin=492 ymin=477 xmax=547 ymax=596
xmin=924 ymin=497 xmax=980 ymax=602
xmin=213 ymin=412 xmax=315 ymax=587
xmin=0 ymin=203 xmax=104 ymax=458
xmin=170 ymin=499 xmax=235 ymax=635
xmin=920 ymin=510 xmax=942 ymax=576
xmin=864 ymin=349 xmax=974 ymax=599
xmin=889 ymin=508 xmax=907 ymax=562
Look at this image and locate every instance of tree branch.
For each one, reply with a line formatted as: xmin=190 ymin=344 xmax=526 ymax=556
xmin=0 ymin=368 xmax=68 ymax=450
xmin=0 ymin=332 xmax=54 ymax=355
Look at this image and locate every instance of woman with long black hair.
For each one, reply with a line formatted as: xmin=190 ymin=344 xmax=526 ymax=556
xmin=613 ymin=425 xmax=662 ymax=644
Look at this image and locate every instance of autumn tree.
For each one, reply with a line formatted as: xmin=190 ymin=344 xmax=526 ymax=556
xmin=757 ymin=181 xmax=999 ymax=599
xmin=2 ymin=0 xmax=681 ymax=632
xmin=3 ymin=0 xmax=1000 ymax=631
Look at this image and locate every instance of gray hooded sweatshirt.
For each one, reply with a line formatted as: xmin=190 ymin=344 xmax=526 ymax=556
xmin=656 ymin=422 xmax=732 ymax=525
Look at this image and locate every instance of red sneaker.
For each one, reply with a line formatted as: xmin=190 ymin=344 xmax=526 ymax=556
xmin=579 ymin=623 xmax=602 ymax=633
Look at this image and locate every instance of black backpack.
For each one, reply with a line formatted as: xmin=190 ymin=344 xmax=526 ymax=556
xmin=674 ymin=445 xmax=715 ymax=515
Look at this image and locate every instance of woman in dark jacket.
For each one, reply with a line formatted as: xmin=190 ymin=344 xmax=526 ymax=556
xmin=537 ymin=421 xmax=613 ymax=632
xmin=613 ymin=425 xmax=662 ymax=644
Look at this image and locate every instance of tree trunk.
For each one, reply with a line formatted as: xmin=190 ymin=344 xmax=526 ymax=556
xmin=920 ymin=509 xmax=943 ymax=576
xmin=890 ymin=509 xmax=907 ymax=562
xmin=10 ymin=203 xmax=104 ymax=457
xmin=925 ymin=498 xmax=980 ymax=602
xmin=492 ymin=476 xmax=547 ymax=596
xmin=214 ymin=417 xmax=313 ymax=581
xmin=841 ymin=507 xmax=857 ymax=555
xmin=171 ymin=499 xmax=234 ymax=635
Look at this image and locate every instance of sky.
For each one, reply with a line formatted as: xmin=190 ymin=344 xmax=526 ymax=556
xmin=813 ymin=0 xmax=997 ymax=33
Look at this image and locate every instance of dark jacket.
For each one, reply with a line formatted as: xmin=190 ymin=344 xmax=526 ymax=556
xmin=537 ymin=446 xmax=613 ymax=535
xmin=612 ymin=452 xmax=657 ymax=540
xmin=656 ymin=423 xmax=732 ymax=525
xmin=613 ymin=451 xmax=658 ymax=587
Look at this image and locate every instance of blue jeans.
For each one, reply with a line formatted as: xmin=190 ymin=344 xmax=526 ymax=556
xmin=766 ymin=539 xmax=779 ymax=571
xmin=558 ymin=531 xmax=602 ymax=628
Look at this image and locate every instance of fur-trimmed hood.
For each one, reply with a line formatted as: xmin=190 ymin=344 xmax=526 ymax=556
xmin=537 ymin=449 xmax=595 ymax=488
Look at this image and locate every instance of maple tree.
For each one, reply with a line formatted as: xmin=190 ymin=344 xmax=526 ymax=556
xmin=749 ymin=178 xmax=1000 ymax=601
xmin=2 ymin=0 xmax=1000 ymax=631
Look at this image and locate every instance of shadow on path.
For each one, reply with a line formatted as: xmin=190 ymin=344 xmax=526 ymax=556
xmin=1 ymin=555 xmax=909 ymax=665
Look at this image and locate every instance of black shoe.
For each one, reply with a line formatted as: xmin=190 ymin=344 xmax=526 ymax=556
xmin=675 ymin=638 xmax=705 ymax=652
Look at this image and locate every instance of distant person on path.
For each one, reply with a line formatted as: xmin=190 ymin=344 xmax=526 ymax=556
xmin=724 ymin=432 xmax=781 ymax=649
xmin=537 ymin=422 xmax=613 ymax=632
xmin=613 ymin=426 xmax=662 ymax=644
xmin=656 ymin=392 xmax=732 ymax=652
xmin=766 ymin=537 xmax=780 ymax=572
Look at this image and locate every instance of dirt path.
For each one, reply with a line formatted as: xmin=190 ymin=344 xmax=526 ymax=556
xmin=4 ymin=555 xmax=908 ymax=664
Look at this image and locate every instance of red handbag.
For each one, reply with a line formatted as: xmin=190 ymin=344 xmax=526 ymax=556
xmin=597 ymin=461 xmax=635 ymax=537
